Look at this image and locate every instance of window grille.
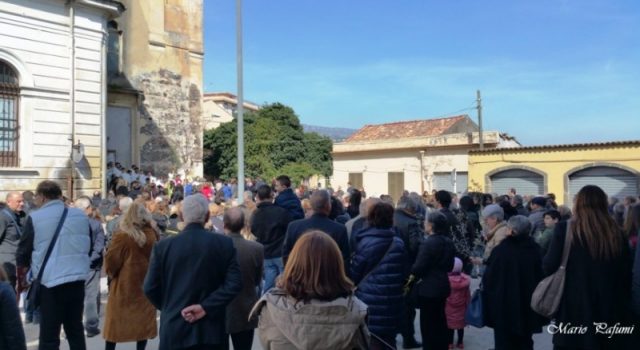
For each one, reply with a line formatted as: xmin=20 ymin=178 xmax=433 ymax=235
xmin=0 ymin=61 xmax=20 ymax=167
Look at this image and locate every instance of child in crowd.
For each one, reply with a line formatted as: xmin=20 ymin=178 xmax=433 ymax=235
xmin=535 ymin=209 xmax=560 ymax=257
xmin=446 ymin=257 xmax=471 ymax=349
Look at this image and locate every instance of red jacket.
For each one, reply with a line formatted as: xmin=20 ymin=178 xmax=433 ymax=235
xmin=201 ymin=186 xmax=213 ymax=201
xmin=445 ymin=273 xmax=471 ymax=329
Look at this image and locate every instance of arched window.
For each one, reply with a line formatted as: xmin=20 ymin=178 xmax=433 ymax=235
xmin=0 ymin=60 xmax=19 ymax=167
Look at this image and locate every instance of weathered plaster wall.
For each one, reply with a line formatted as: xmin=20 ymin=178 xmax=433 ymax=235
xmin=116 ymin=0 xmax=204 ymax=177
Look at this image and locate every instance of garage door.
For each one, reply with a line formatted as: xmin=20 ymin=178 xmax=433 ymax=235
xmin=490 ymin=169 xmax=544 ymax=196
xmin=434 ymin=172 xmax=468 ymax=193
xmin=569 ymin=166 xmax=638 ymax=200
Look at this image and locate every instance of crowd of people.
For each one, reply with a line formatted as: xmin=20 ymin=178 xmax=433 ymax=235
xmin=0 ymin=171 xmax=639 ymax=350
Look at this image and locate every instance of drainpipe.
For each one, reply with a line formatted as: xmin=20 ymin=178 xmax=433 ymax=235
xmin=68 ymin=1 xmax=77 ymax=199
xmin=100 ymin=11 xmax=108 ymax=197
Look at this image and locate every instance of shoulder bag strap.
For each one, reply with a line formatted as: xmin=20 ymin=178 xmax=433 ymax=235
xmin=559 ymin=221 xmax=572 ymax=269
xmin=36 ymin=207 xmax=69 ymax=282
xmin=357 ymin=237 xmax=395 ymax=287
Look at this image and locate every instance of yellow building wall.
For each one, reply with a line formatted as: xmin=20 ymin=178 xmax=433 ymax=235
xmin=115 ymin=0 xmax=204 ymax=177
xmin=468 ymin=143 xmax=640 ymax=205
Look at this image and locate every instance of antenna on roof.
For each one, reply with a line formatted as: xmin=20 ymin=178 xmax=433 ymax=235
xmin=477 ymin=90 xmax=484 ymax=150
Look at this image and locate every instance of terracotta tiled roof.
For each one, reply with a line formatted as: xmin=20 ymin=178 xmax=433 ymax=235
xmin=344 ymin=115 xmax=469 ymax=142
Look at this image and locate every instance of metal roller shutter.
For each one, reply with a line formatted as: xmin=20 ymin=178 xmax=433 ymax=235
xmin=388 ymin=172 xmax=405 ymax=203
xmin=569 ymin=166 xmax=639 ymax=200
xmin=490 ymin=169 xmax=544 ymax=196
xmin=457 ymin=173 xmax=468 ymax=193
xmin=433 ymin=172 xmax=468 ymax=193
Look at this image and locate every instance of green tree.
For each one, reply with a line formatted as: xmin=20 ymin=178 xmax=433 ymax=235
xmin=302 ymin=132 xmax=333 ymax=177
xmin=279 ymin=162 xmax=318 ymax=187
xmin=203 ymin=102 xmax=333 ymax=182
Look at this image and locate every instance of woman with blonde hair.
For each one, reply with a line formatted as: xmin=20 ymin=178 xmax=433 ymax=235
xmin=103 ymin=201 xmax=158 ymax=350
xmin=250 ymin=231 xmax=369 ymax=349
xmin=301 ymin=198 xmax=312 ymax=218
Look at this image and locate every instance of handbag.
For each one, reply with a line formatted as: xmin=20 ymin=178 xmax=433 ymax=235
xmin=27 ymin=207 xmax=68 ymax=310
xmin=531 ymin=221 xmax=572 ymax=318
xmin=465 ymin=284 xmax=484 ymax=328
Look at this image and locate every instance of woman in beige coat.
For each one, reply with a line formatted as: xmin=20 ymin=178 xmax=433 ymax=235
xmin=104 ymin=201 xmax=158 ymax=350
xmin=250 ymin=230 xmax=369 ymax=350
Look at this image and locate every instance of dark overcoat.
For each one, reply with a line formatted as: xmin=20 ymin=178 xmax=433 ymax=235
xmin=282 ymin=214 xmax=350 ymax=267
xmin=144 ymin=223 xmax=242 ymax=350
xmin=482 ymin=234 xmax=546 ymax=335
xmin=225 ymin=232 xmax=264 ymax=334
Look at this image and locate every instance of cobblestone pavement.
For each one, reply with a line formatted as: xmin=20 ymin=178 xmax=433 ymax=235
xmin=23 ymin=278 xmax=553 ymax=350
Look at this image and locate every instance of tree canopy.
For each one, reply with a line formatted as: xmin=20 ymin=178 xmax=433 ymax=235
xmin=203 ymin=103 xmax=333 ymax=185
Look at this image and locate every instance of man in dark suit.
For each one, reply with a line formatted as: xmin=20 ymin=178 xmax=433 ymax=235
xmin=144 ymin=194 xmax=242 ymax=350
xmin=250 ymin=185 xmax=291 ymax=293
xmin=282 ymin=190 xmax=349 ymax=267
xmin=223 ymin=207 xmax=263 ymax=350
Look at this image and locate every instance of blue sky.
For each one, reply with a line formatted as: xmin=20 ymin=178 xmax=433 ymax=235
xmin=203 ymin=0 xmax=640 ymax=146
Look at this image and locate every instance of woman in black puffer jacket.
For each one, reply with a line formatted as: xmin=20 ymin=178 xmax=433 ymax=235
xmin=351 ymin=202 xmax=408 ymax=350
xmin=411 ymin=212 xmax=456 ymax=350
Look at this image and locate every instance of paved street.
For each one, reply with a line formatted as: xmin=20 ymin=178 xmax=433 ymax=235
xmin=23 ymin=278 xmax=552 ymax=350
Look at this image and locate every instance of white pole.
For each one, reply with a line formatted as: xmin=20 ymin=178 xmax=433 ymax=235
xmin=236 ymin=0 xmax=245 ymax=204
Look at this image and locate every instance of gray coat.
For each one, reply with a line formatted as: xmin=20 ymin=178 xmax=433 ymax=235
xmin=0 ymin=208 xmax=24 ymax=266
xmin=225 ymin=232 xmax=264 ymax=334
xmin=528 ymin=208 xmax=546 ymax=235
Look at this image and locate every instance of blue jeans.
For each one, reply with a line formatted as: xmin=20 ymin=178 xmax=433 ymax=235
xmin=263 ymin=257 xmax=284 ymax=294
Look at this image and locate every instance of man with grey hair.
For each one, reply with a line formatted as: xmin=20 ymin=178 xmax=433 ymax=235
xmin=506 ymin=215 xmax=532 ymax=237
xmin=180 ymin=193 xmax=210 ymax=224
xmin=472 ymin=204 xmax=509 ymax=265
xmin=74 ymin=196 xmax=105 ymax=337
xmin=144 ymin=194 xmax=242 ymax=350
xmin=0 ymin=191 xmax=25 ymax=291
xmin=282 ymin=190 xmax=349 ymax=267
